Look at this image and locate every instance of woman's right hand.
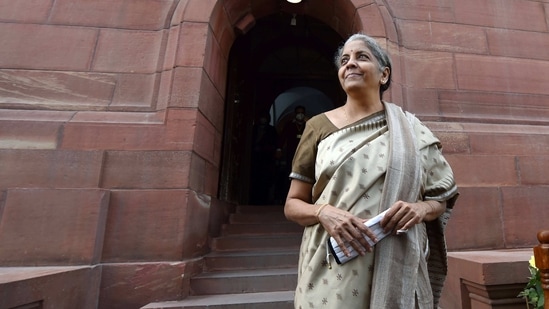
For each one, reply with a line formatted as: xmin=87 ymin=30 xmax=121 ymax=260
xmin=284 ymin=179 xmax=376 ymax=257
xmin=317 ymin=205 xmax=377 ymax=257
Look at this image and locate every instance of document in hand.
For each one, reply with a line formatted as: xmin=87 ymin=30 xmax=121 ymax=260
xmin=327 ymin=209 xmax=391 ymax=265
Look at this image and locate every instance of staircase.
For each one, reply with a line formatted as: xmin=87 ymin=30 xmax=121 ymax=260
xmin=142 ymin=205 xmax=303 ymax=309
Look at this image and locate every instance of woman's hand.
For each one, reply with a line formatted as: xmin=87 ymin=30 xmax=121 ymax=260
xmin=284 ymin=178 xmax=377 ymax=257
xmin=380 ymin=200 xmax=446 ymax=234
xmin=317 ymin=205 xmax=377 ymax=257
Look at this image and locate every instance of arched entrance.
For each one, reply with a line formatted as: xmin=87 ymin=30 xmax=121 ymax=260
xmin=219 ymin=12 xmax=345 ymax=205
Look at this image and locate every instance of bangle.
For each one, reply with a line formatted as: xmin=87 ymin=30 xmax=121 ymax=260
xmin=315 ymin=204 xmax=329 ymax=218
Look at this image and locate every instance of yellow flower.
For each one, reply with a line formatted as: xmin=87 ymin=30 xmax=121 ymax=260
xmin=529 ymin=255 xmax=537 ymax=269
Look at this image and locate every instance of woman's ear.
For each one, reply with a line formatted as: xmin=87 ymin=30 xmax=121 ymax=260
xmin=381 ymin=67 xmax=390 ymax=84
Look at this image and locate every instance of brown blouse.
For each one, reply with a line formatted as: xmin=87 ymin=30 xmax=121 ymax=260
xmin=290 ymin=111 xmax=386 ymax=184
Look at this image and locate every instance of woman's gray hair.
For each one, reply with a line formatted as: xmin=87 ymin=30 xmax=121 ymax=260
xmin=334 ymin=33 xmax=392 ymax=94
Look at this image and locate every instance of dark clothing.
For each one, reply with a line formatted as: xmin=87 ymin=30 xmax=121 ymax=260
xmin=250 ymin=123 xmax=278 ymax=204
xmin=280 ymin=120 xmax=306 ymax=164
xmin=274 ymin=119 xmax=306 ymax=203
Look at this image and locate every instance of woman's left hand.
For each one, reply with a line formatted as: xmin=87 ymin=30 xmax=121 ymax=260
xmin=380 ymin=200 xmax=445 ymax=234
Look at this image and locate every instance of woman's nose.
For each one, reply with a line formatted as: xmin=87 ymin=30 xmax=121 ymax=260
xmin=345 ymin=59 xmax=357 ymax=68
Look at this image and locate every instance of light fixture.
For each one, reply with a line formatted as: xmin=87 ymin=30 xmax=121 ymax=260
xmin=287 ymin=0 xmax=302 ymax=3
xmin=290 ymin=14 xmax=297 ymax=26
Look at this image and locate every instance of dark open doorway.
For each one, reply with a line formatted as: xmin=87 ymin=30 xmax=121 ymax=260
xmin=219 ymin=12 xmax=345 ymax=205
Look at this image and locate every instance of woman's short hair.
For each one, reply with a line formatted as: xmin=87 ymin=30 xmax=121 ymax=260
xmin=334 ymin=33 xmax=392 ymax=94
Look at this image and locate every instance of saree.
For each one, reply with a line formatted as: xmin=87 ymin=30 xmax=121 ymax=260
xmin=291 ymin=102 xmax=458 ymax=309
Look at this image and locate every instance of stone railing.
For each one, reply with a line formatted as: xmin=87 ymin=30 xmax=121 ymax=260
xmin=534 ymin=230 xmax=549 ymax=309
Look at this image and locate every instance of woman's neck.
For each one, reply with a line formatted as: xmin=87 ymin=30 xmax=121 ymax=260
xmin=341 ymin=100 xmax=384 ymax=127
xmin=344 ymin=96 xmax=384 ymax=117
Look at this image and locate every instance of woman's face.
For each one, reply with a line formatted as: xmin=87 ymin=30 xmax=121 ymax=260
xmin=337 ymin=40 xmax=388 ymax=95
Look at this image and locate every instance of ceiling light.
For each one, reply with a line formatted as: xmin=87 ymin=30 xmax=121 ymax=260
xmin=287 ymin=0 xmax=302 ymax=3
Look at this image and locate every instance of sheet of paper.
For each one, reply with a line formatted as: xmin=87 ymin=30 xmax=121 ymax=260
xmin=328 ymin=209 xmax=391 ymax=264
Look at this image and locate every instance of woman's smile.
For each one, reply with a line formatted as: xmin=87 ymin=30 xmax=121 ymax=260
xmin=345 ymin=72 xmax=363 ymax=79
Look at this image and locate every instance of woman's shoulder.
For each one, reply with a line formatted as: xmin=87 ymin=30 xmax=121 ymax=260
xmin=383 ymin=101 xmax=442 ymax=148
xmin=304 ymin=112 xmax=330 ymax=130
xmin=404 ymin=111 xmax=442 ymax=149
xmin=305 ymin=112 xmax=339 ymax=139
xmin=307 ymin=112 xmax=328 ymax=122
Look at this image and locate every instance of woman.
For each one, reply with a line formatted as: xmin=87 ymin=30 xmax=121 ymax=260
xmin=284 ymin=33 xmax=458 ymax=308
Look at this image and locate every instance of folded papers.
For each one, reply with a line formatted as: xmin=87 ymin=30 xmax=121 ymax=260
xmin=327 ymin=209 xmax=391 ymax=265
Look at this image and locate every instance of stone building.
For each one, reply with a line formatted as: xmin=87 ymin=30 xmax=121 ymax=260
xmin=1 ymin=0 xmax=548 ymax=308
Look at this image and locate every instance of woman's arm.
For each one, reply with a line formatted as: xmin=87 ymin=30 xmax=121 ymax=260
xmin=283 ymin=179 xmax=317 ymax=226
xmin=284 ymin=178 xmax=378 ymax=256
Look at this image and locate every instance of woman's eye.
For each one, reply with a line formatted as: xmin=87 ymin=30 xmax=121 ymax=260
xmin=340 ymin=58 xmax=349 ymax=65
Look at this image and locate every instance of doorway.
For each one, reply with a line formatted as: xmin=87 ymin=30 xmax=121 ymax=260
xmin=219 ymin=12 xmax=345 ymax=205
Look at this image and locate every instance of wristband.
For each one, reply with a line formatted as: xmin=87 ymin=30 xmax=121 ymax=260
xmin=315 ymin=204 xmax=329 ymax=218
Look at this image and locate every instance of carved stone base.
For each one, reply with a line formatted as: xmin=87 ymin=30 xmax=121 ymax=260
xmin=441 ymin=249 xmax=532 ymax=309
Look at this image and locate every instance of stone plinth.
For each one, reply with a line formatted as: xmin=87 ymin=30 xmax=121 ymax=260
xmin=0 ymin=266 xmax=100 ymax=309
xmin=441 ymin=249 xmax=533 ymax=309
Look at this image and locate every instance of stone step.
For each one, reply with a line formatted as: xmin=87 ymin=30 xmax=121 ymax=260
xmin=204 ymin=249 xmax=298 ymax=271
xmin=142 ymin=204 xmax=300 ymax=309
xmin=221 ymin=222 xmax=303 ymax=236
xmin=235 ymin=205 xmax=285 ymax=214
xmin=190 ymin=268 xmax=297 ymax=295
xmin=229 ymin=212 xmax=288 ymax=224
xmin=210 ymin=234 xmax=302 ymax=251
xmin=141 ymin=291 xmax=294 ymax=309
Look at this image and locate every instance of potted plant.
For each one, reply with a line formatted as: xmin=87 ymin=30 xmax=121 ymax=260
xmin=519 ymin=256 xmax=545 ymax=309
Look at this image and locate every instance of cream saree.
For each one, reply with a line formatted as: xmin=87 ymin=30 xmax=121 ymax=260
xmin=291 ymin=102 xmax=458 ymax=309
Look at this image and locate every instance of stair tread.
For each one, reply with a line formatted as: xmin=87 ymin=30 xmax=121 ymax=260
xmin=226 ymin=221 xmax=295 ymax=224
xmin=194 ymin=267 xmax=297 ymax=279
xmin=143 ymin=204 xmax=301 ymax=308
xmin=236 ymin=205 xmax=285 ymax=213
xmin=222 ymin=223 xmax=303 ymax=236
xmin=206 ymin=249 xmax=298 ymax=258
xmin=142 ymin=291 xmax=294 ymax=308
xmin=224 ymin=223 xmax=300 ymax=229
xmin=216 ymin=234 xmax=302 ymax=239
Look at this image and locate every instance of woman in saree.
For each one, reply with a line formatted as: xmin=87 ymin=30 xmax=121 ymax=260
xmin=284 ymin=33 xmax=459 ymax=308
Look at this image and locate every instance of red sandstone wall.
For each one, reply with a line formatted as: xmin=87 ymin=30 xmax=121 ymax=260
xmin=382 ymin=0 xmax=549 ymax=251
xmin=0 ymin=0 xmax=229 ymax=307
xmin=1 ymin=0 xmax=549 ymax=308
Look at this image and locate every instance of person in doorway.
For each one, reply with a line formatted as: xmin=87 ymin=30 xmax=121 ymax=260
xmin=250 ymin=113 xmax=278 ymax=205
xmin=275 ymin=105 xmax=308 ymax=203
xmin=284 ymin=33 xmax=459 ymax=308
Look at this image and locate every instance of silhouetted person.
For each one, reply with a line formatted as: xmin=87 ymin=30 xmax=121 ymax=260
xmin=275 ymin=105 xmax=308 ymax=202
xmin=250 ymin=113 xmax=278 ymax=205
